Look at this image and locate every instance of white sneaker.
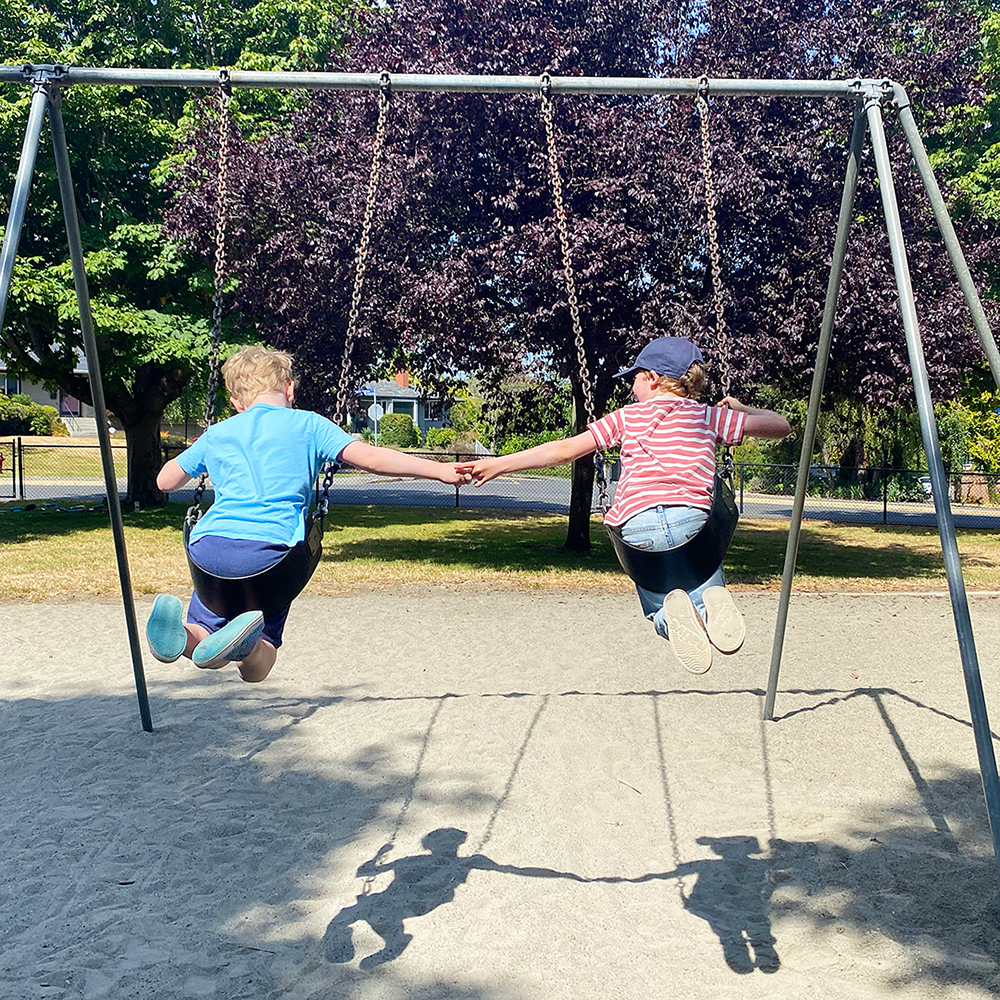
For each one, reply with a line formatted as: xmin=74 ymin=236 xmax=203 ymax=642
xmin=662 ymin=590 xmax=713 ymax=674
xmin=702 ymin=586 xmax=746 ymax=653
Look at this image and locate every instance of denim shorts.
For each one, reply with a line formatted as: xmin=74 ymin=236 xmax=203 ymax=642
xmin=619 ymin=505 xmax=724 ymax=627
xmin=186 ymin=535 xmax=292 ymax=648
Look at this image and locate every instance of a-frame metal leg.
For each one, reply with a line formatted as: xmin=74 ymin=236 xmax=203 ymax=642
xmin=764 ymin=103 xmax=867 ymax=720
xmin=865 ymin=90 xmax=1000 ymax=881
xmin=47 ymin=85 xmax=153 ymax=733
xmin=894 ymin=93 xmax=1000 ymax=392
xmin=0 ymin=87 xmax=48 ymax=332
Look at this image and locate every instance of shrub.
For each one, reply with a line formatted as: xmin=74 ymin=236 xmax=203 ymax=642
xmin=0 ymin=396 xmax=33 ymax=434
xmin=378 ymin=412 xmax=419 ymax=448
xmin=449 ymin=398 xmax=482 ymax=434
xmin=0 ymin=396 xmax=69 ymax=436
xmin=497 ymin=430 xmax=566 ymax=455
xmin=424 ymin=426 xmax=456 ymax=450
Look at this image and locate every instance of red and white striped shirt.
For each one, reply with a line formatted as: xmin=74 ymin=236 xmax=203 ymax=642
xmin=589 ymin=396 xmax=746 ymax=526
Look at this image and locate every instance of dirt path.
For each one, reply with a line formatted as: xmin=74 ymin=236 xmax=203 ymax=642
xmin=2 ymin=590 xmax=999 ymax=999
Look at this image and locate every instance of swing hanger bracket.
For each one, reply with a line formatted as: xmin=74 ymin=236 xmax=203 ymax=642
xmin=378 ymin=70 xmax=392 ymax=103
xmin=21 ymin=63 xmax=68 ymax=95
xmin=217 ymin=67 xmax=232 ymax=97
xmin=539 ymin=72 xmax=553 ymax=102
xmin=858 ymin=78 xmax=893 ymax=111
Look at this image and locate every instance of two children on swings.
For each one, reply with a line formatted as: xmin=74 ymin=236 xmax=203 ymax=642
xmin=146 ymin=337 xmax=788 ymax=679
xmin=460 ymin=336 xmax=790 ymax=674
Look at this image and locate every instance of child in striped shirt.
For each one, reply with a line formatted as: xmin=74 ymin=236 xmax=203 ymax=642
xmin=462 ymin=337 xmax=790 ymax=674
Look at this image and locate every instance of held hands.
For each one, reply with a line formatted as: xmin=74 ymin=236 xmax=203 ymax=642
xmin=442 ymin=463 xmax=473 ymax=486
xmin=455 ymin=458 xmax=502 ymax=486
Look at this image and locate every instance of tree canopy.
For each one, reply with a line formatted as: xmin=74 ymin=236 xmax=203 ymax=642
xmin=166 ymin=0 xmax=995 ymax=544
xmin=0 ymin=0 xmax=356 ymax=502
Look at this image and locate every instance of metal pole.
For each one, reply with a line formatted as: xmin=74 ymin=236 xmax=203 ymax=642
xmin=893 ymin=88 xmax=1000 ymax=392
xmin=764 ymin=102 xmax=867 ymax=720
xmin=0 ymin=85 xmax=48 ymax=334
xmin=47 ymin=86 xmax=153 ymax=733
xmin=866 ymin=90 xmax=1000 ymax=881
xmin=0 ymin=64 xmax=867 ymax=99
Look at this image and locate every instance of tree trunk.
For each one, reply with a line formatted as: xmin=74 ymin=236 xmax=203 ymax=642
xmin=566 ymin=453 xmax=595 ymax=552
xmin=123 ymin=409 xmax=166 ymax=507
xmin=107 ymin=361 xmax=189 ymax=507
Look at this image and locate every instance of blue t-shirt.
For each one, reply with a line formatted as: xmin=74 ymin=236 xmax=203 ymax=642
xmin=178 ymin=404 xmax=354 ymax=545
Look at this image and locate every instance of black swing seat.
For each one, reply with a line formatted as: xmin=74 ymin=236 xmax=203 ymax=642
xmin=183 ymin=514 xmax=325 ymax=621
xmin=604 ymin=472 xmax=739 ymax=594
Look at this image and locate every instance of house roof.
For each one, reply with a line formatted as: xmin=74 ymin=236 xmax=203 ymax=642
xmin=0 ymin=348 xmax=88 ymax=375
xmin=359 ymin=381 xmax=434 ymax=400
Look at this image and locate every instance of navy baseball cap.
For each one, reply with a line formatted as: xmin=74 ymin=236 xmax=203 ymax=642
xmin=614 ymin=337 xmax=704 ymax=379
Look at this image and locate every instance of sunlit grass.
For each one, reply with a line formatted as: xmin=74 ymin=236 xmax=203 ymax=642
xmin=2 ymin=502 xmax=999 ymax=600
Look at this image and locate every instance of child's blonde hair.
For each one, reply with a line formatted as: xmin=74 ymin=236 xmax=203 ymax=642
xmin=654 ymin=361 xmax=707 ymax=400
xmin=223 ymin=346 xmax=295 ymax=407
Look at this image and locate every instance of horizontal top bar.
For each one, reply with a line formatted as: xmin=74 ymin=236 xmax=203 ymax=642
xmin=0 ymin=65 xmax=888 ymax=99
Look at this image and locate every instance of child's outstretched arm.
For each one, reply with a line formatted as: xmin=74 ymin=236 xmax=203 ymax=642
xmin=718 ymin=397 xmax=791 ymax=440
xmin=340 ymin=440 xmax=470 ymax=485
xmin=157 ymin=458 xmax=193 ymax=491
xmin=457 ymin=430 xmax=598 ymax=486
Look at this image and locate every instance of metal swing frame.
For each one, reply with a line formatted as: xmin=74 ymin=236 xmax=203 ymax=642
xmin=180 ymin=72 xmax=391 ymax=622
xmin=2 ymin=66 xmax=1000 ymax=885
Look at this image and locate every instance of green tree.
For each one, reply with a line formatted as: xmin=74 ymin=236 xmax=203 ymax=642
xmin=0 ymin=0 xmax=355 ymax=503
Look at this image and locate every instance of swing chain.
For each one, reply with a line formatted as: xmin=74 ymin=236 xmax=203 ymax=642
xmin=190 ymin=73 xmax=232 ymax=517
xmin=205 ymin=73 xmax=232 ymax=431
xmin=315 ymin=458 xmax=337 ymax=521
xmin=539 ymin=73 xmax=596 ymax=428
xmin=695 ymin=80 xmax=731 ymax=399
xmin=334 ymin=71 xmax=392 ymax=429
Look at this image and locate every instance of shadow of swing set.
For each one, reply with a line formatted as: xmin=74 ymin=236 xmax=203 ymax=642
xmin=2 ymin=65 xmax=1000 ymax=883
xmin=316 ymin=683 xmax=989 ymax=972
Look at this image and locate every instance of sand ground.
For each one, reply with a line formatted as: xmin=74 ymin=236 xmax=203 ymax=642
xmin=3 ymin=589 xmax=1000 ymax=999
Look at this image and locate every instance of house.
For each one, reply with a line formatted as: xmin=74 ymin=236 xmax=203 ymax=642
xmin=0 ymin=353 xmax=99 ymax=436
xmin=354 ymin=370 xmax=448 ymax=436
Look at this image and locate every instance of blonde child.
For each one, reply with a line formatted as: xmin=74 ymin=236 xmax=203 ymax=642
xmin=147 ymin=346 xmax=469 ymax=681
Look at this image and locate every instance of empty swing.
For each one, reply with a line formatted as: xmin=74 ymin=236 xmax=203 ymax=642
xmin=182 ymin=72 xmax=392 ymax=621
xmin=541 ymin=79 xmax=739 ymax=595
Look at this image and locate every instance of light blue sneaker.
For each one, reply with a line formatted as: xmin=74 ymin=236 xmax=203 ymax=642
xmin=192 ymin=611 xmax=265 ymax=670
xmin=146 ymin=594 xmax=187 ymax=663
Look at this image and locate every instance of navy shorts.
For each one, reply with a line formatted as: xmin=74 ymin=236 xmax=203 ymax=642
xmin=186 ymin=535 xmax=292 ymax=648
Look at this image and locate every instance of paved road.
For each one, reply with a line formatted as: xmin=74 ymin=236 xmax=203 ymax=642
xmin=6 ymin=471 xmax=1000 ymax=529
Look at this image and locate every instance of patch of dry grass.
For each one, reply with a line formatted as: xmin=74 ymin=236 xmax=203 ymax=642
xmin=2 ymin=503 xmax=999 ymax=601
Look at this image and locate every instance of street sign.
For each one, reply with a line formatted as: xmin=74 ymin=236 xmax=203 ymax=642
xmin=367 ymin=403 xmax=385 ymax=421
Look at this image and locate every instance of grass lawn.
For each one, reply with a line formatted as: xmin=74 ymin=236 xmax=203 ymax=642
xmin=2 ymin=501 xmax=1000 ymax=600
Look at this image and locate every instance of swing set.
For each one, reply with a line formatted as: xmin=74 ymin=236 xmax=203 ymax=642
xmin=2 ymin=65 xmax=1000 ymax=883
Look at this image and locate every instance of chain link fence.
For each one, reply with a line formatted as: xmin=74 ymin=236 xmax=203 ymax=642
xmin=0 ymin=439 xmax=16 ymax=498
xmin=2 ymin=439 xmax=127 ymax=504
xmin=5 ymin=440 xmax=1000 ymax=528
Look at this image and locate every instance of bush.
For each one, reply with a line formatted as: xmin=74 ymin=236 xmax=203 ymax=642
xmin=424 ymin=426 xmax=456 ymax=450
xmin=0 ymin=395 xmax=69 ymax=436
xmin=378 ymin=412 xmax=419 ymax=448
xmin=497 ymin=430 xmax=566 ymax=455
xmin=449 ymin=398 xmax=482 ymax=435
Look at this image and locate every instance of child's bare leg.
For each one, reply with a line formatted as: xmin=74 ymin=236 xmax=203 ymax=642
xmin=236 ymin=639 xmax=277 ymax=683
xmin=183 ymin=623 xmax=210 ymax=659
